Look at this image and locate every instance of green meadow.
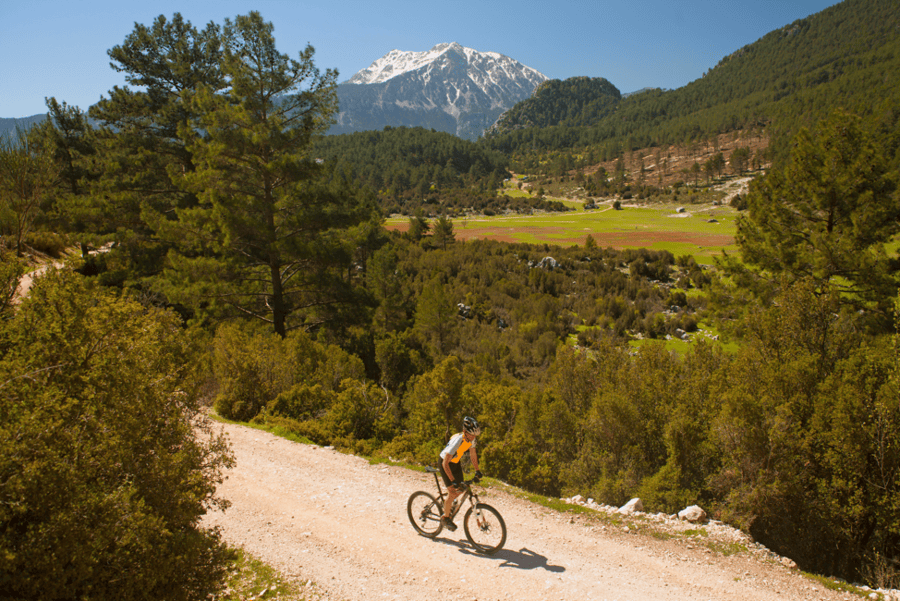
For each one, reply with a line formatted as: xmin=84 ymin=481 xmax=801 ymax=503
xmin=389 ymin=202 xmax=740 ymax=264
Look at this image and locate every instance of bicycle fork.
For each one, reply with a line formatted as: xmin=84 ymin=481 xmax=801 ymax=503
xmin=474 ymin=506 xmax=489 ymax=529
xmin=467 ymin=494 xmax=488 ymax=529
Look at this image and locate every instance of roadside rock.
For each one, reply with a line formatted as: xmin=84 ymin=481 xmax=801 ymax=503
xmin=678 ymin=505 xmax=708 ymax=524
xmin=780 ymin=557 xmax=798 ymax=570
xmin=618 ymin=498 xmax=643 ymax=514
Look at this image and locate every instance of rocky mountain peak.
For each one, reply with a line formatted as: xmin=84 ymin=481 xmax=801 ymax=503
xmin=333 ymin=43 xmax=547 ymax=140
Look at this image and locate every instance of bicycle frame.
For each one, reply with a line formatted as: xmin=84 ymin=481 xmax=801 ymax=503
xmin=426 ymin=466 xmax=478 ymax=520
xmin=409 ymin=466 xmax=507 ymax=554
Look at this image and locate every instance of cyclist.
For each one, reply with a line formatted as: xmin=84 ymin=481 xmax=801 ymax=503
xmin=438 ymin=416 xmax=483 ymax=531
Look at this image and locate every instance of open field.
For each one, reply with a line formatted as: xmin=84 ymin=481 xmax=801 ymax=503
xmin=387 ymin=202 xmax=739 ymax=264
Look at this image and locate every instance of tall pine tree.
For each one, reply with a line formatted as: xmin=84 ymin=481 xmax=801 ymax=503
xmin=736 ymin=110 xmax=900 ymax=314
xmin=87 ymin=14 xmax=225 ymax=279
xmin=162 ymin=12 xmax=373 ymax=336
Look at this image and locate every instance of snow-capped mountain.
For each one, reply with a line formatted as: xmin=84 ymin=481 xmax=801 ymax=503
xmin=331 ymin=42 xmax=547 ymax=140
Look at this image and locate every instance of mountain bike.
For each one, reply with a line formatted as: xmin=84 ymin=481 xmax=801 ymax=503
xmin=406 ymin=466 xmax=507 ymax=555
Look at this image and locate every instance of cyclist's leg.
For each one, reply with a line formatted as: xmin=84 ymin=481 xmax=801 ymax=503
xmin=439 ymin=460 xmax=463 ymax=519
xmin=444 ymin=488 xmax=459 ymax=517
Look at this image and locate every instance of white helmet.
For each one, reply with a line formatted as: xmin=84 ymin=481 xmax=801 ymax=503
xmin=463 ymin=416 xmax=481 ymax=436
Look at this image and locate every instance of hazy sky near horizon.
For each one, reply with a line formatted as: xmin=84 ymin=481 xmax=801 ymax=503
xmin=2 ymin=0 xmax=840 ymax=118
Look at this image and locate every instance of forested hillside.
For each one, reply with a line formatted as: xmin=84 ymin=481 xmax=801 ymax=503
xmin=212 ymin=226 xmax=900 ymax=587
xmin=312 ymin=126 xmax=569 ymax=215
xmin=482 ymin=0 xmax=900 ymax=159
xmin=486 ymin=77 xmax=621 ymax=133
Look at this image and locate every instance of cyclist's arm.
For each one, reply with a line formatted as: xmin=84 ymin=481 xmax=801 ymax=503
xmin=469 ymin=447 xmax=479 ymax=473
xmin=442 ymin=452 xmax=453 ymax=476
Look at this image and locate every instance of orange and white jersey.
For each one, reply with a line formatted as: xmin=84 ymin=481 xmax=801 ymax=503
xmin=440 ymin=432 xmax=476 ymax=464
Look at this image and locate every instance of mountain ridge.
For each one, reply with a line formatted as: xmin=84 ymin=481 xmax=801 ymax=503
xmin=0 ymin=115 xmax=47 ymax=138
xmin=331 ymin=42 xmax=548 ymax=140
xmin=482 ymin=0 xmax=900 ymax=157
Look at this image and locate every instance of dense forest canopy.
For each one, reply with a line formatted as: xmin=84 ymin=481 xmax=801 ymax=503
xmin=314 ymin=126 xmax=504 ymax=204
xmin=485 ymin=76 xmax=622 ymax=134
xmin=312 ymin=126 xmax=573 ymax=216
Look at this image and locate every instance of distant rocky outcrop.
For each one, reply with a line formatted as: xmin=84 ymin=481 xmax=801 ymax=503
xmin=529 ymin=256 xmax=559 ymax=270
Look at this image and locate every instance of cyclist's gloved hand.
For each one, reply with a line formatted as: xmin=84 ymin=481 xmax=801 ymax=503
xmin=474 ymin=470 xmax=483 ymax=483
xmin=453 ymin=480 xmax=466 ymax=490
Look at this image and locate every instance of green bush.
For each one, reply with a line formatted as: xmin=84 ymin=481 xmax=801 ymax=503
xmin=0 ymin=251 xmax=23 ymax=315
xmin=636 ymin=463 xmax=699 ymax=514
xmin=215 ymin=387 xmax=264 ymax=422
xmin=251 ymin=413 xmax=331 ymax=446
xmin=212 ymin=326 xmax=269 ymax=421
xmin=0 ymin=268 xmax=233 ymax=600
xmin=267 ymin=383 xmax=335 ymax=421
xmin=730 ymin=192 xmax=748 ymax=210
xmin=323 ymin=379 xmax=395 ymax=442
xmin=24 ymin=231 xmax=69 ymax=257
xmin=210 ymin=321 xmax=369 ymax=427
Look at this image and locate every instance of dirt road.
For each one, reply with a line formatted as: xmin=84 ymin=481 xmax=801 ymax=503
xmin=203 ymin=421 xmax=854 ymax=601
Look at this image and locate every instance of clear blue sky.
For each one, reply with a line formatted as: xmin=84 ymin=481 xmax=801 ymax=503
xmin=1 ymin=0 xmax=840 ymax=118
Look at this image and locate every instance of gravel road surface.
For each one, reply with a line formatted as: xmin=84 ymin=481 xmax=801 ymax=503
xmin=203 ymin=420 xmax=859 ymax=601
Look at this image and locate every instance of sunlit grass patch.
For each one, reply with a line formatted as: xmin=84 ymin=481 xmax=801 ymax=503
xmin=428 ymin=202 xmax=740 ymax=263
xmin=706 ymin=540 xmax=749 ymax=557
xmin=626 ymin=320 xmax=741 ymax=355
xmin=207 ymin=411 xmax=316 ymax=445
xmin=804 ymin=573 xmax=874 ymax=598
xmin=216 ymin=547 xmax=306 ymax=601
xmin=503 ymin=487 xmax=598 ymax=517
xmin=388 ymin=201 xmax=738 ymax=248
xmin=501 ymin=188 xmax=533 ymax=198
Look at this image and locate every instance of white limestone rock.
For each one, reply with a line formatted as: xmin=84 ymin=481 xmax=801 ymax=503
xmin=678 ymin=505 xmax=708 ymax=523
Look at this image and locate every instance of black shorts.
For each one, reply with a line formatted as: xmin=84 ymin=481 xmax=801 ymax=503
xmin=438 ymin=457 xmax=463 ymax=488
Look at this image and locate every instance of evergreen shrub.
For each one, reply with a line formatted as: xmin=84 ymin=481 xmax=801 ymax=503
xmin=0 ymin=269 xmax=233 ymax=600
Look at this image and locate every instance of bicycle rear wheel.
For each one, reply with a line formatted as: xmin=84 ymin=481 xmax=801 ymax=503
xmin=463 ymin=503 xmax=506 ymax=554
xmin=407 ymin=491 xmax=443 ymax=537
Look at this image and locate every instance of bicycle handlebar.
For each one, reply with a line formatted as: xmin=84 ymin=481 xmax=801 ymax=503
xmin=454 ymin=476 xmax=481 ymax=490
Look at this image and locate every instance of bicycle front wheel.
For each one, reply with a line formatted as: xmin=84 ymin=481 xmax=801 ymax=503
xmin=463 ymin=503 xmax=506 ymax=554
xmin=407 ymin=491 xmax=443 ymax=537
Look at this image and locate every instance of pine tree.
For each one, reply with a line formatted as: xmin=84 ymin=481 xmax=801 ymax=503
xmin=0 ymin=129 xmax=58 ymax=257
xmin=432 ymin=216 xmax=455 ymax=250
xmin=736 ymin=110 xmax=900 ymax=311
xmin=162 ymin=12 xmax=371 ymax=337
xmin=730 ymin=147 xmax=750 ymax=175
xmin=407 ymin=211 xmax=430 ymax=241
xmin=34 ymin=99 xmax=99 ymax=252
xmin=87 ymin=13 xmax=225 ymax=276
xmin=415 ymin=275 xmax=456 ymax=356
